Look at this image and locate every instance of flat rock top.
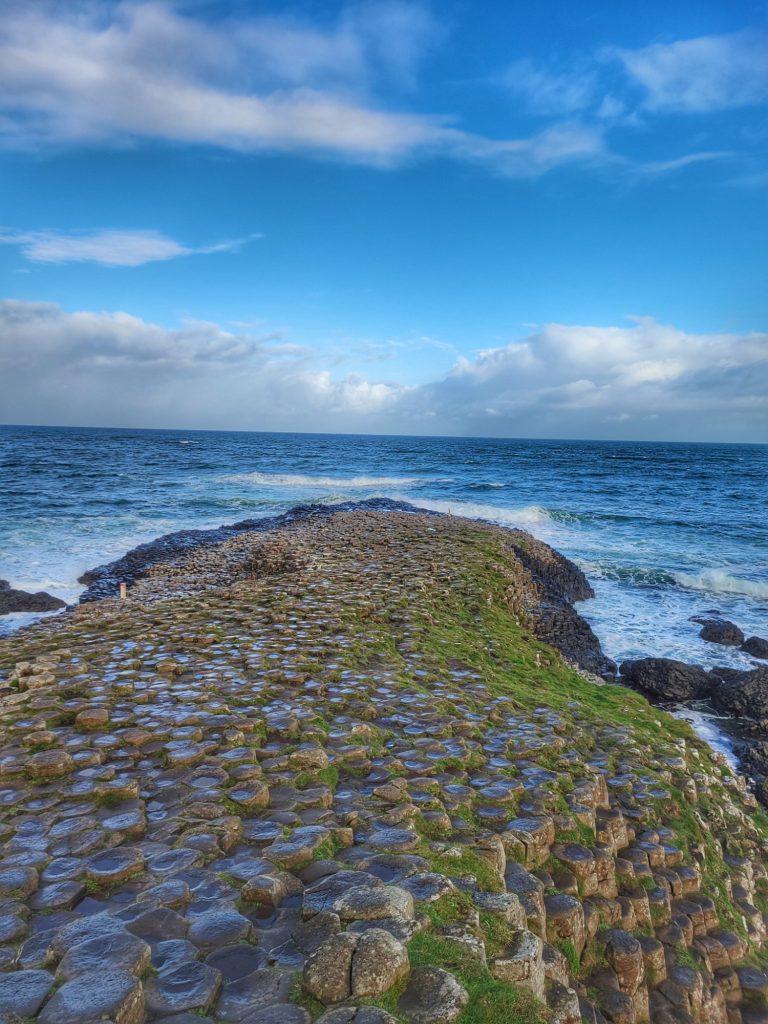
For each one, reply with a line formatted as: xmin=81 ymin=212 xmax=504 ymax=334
xmin=0 ymin=509 xmax=766 ymax=1023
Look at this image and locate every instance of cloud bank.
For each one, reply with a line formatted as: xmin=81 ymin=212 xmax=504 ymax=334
xmin=1 ymin=300 xmax=765 ymax=441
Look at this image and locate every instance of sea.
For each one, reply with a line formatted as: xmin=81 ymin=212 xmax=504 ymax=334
xmin=1 ymin=425 xmax=766 ymax=679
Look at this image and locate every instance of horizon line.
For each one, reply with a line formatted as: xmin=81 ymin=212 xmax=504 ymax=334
xmin=2 ymin=421 xmax=766 ymax=448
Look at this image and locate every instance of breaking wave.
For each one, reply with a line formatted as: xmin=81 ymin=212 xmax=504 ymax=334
xmin=674 ymin=569 xmax=768 ymax=600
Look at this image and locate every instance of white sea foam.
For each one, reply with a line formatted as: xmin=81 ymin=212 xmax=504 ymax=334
xmin=392 ymin=496 xmax=559 ymax=531
xmin=674 ymin=569 xmax=768 ymax=600
xmin=219 ymin=472 xmax=442 ymax=488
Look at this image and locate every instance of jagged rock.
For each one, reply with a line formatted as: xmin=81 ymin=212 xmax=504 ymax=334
xmin=398 ymin=967 xmax=468 ymax=1024
xmin=619 ymin=658 xmax=711 ymax=700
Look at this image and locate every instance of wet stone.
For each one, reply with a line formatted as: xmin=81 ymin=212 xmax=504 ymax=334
xmin=39 ymin=969 xmax=144 ymax=1024
xmin=0 ymin=969 xmax=55 ymax=1018
xmin=188 ymin=907 xmax=254 ymax=948
xmin=242 ymin=1006 xmax=311 ymax=1024
xmin=205 ymin=943 xmax=269 ymax=981
xmin=216 ymin=966 xmax=295 ymax=1020
xmin=56 ymin=931 xmax=152 ymax=980
xmin=367 ymin=828 xmax=420 ymax=853
xmin=0 ymin=865 xmax=38 ymax=897
xmin=144 ymin=959 xmax=223 ymax=1016
xmin=86 ymin=845 xmax=145 ymax=884
xmin=51 ymin=912 xmax=126 ymax=958
xmin=125 ymin=906 xmax=190 ymax=941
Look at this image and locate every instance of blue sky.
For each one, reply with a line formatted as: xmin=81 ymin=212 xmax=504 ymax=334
xmin=0 ymin=0 xmax=767 ymax=440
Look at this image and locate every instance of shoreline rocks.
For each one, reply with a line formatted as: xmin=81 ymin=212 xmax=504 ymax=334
xmin=0 ymin=580 xmax=66 ymax=616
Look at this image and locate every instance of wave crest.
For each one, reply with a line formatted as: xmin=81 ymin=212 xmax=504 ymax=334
xmin=674 ymin=569 xmax=768 ymax=600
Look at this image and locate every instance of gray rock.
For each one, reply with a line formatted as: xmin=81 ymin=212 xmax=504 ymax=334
xmin=398 ymin=967 xmax=468 ymax=1024
xmin=0 ymin=970 xmax=55 ymax=1018
xmin=302 ymin=932 xmax=358 ymax=1004
xmin=39 ymin=969 xmax=144 ymax=1024
xmin=332 ymin=884 xmax=414 ymax=922
xmin=351 ymin=928 xmax=409 ymax=998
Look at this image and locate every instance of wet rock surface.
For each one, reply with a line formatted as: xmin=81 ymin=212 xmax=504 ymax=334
xmin=1 ymin=508 xmax=768 ymax=1023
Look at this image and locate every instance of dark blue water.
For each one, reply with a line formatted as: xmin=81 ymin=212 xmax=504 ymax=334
xmin=1 ymin=424 xmax=766 ymax=670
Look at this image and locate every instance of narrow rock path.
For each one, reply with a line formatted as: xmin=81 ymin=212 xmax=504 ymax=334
xmin=0 ymin=511 xmax=766 ymax=1023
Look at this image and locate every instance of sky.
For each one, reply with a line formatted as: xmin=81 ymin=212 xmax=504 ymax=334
xmin=0 ymin=0 xmax=767 ymax=442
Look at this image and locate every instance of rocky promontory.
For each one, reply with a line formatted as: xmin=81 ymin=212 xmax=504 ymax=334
xmin=0 ymin=581 xmax=65 ymax=616
xmin=1 ymin=507 xmax=767 ymax=1023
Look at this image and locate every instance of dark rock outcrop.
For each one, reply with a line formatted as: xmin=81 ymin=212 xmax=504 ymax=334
xmin=619 ymin=658 xmax=711 ymax=701
xmin=0 ymin=581 xmax=66 ymax=615
xmin=710 ymin=665 xmax=768 ymax=722
xmin=742 ymin=636 xmax=768 ymax=660
xmin=697 ymin=618 xmax=745 ymax=647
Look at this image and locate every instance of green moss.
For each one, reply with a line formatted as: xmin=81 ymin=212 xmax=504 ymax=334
xmin=554 ymin=938 xmax=580 ymax=976
xmin=407 ymin=932 xmax=547 ymax=1024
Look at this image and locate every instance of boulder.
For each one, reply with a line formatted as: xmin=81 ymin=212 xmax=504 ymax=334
xmin=742 ymin=636 xmax=768 ymax=660
xmin=398 ymin=967 xmax=468 ymax=1024
xmin=710 ymin=666 xmax=768 ymax=720
xmin=698 ymin=619 xmax=745 ymax=646
xmin=619 ymin=658 xmax=711 ymax=701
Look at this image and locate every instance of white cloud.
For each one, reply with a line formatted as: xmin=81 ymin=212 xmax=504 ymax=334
xmin=410 ymin=317 xmax=768 ymax=439
xmin=0 ymin=300 xmax=765 ymax=441
xmin=0 ymin=1 xmax=609 ymax=176
xmin=610 ymin=31 xmax=768 ymax=113
xmin=0 ymin=229 xmax=257 ymax=266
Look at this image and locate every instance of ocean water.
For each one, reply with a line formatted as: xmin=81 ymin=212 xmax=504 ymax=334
xmin=1 ymin=424 xmax=766 ymax=672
